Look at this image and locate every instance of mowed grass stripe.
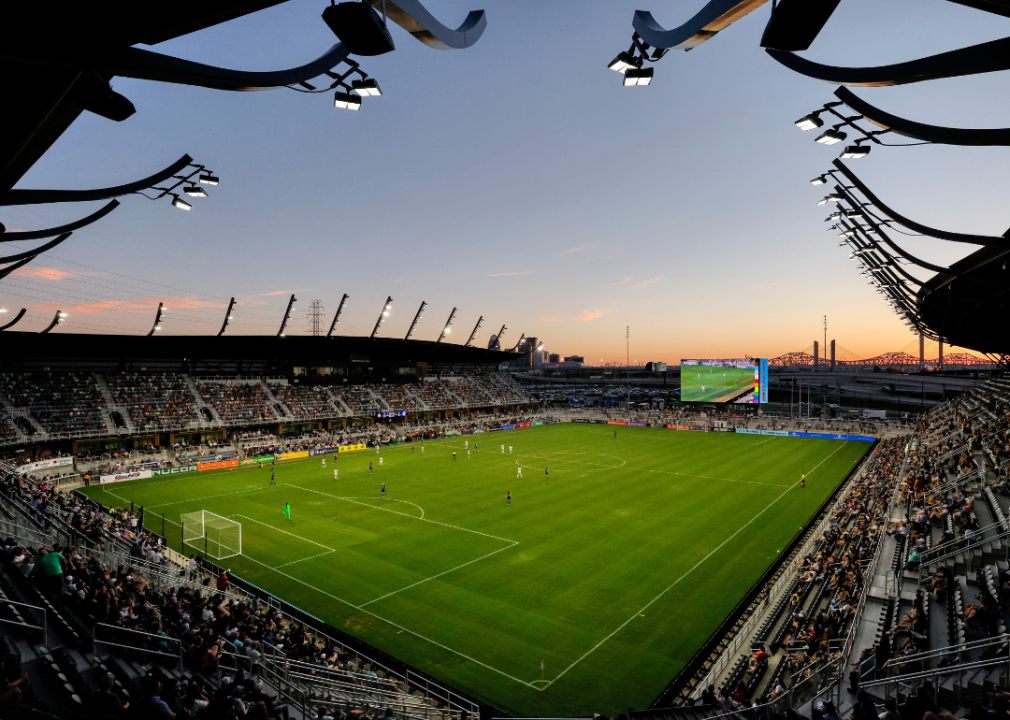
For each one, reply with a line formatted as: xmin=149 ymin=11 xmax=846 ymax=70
xmin=82 ymin=425 xmax=868 ymax=716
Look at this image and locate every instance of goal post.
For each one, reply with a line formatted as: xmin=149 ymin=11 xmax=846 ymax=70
xmin=181 ymin=510 xmax=242 ymax=560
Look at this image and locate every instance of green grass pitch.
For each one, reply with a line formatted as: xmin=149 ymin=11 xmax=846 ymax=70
xmin=81 ymin=424 xmax=868 ymax=716
xmin=681 ymin=365 xmax=756 ymax=403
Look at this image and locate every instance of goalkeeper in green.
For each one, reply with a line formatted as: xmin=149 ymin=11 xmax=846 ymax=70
xmin=284 ymin=502 xmax=291 ymax=520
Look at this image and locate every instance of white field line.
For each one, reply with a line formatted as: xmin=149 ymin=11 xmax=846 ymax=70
xmin=336 ymin=497 xmax=426 ymax=520
xmin=542 ymin=441 xmax=849 ymax=689
xmin=360 ymin=541 xmax=518 ymax=607
xmin=234 ymin=514 xmax=335 ymax=551
xmin=238 ymin=551 xmax=539 ymax=689
xmin=288 ymin=484 xmax=517 ymax=544
xmin=276 ymin=550 xmax=337 ymax=568
xmin=514 ymin=453 xmax=791 ymax=489
xmin=144 ymin=484 xmax=278 ymax=510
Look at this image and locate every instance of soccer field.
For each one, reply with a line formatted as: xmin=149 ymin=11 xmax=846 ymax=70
xmin=681 ymin=365 xmax=756 ymax=403
xmin=81 ymin=424 xmax=868 ymax=716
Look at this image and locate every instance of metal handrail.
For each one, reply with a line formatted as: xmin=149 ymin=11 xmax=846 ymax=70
xmin=0 ymin=599 xmax=47 ymax=647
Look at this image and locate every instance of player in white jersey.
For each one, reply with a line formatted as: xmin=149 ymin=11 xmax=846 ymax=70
xmin=509 ymin=445 xmax=513 ymax=454
xmin=501 ymin=444 xmax=504 ymax=453
xmin=322 ymin=458 xmax=326 ymax=468
xmin=379 ymin=456 xmax=383 ymax=466
xmin=334 ymin=469 xmax=338 ymax=480
xmin=516 ymin=464 xmax=522 ymax=478
xmin=465 ymin=440 xmax=468 ymax=449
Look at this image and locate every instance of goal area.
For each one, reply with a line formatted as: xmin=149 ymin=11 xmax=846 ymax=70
xmin=181 ymin=510 xmax=242 ymax=560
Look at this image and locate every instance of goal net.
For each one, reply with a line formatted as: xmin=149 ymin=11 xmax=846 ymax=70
xmin=181 ymin=510 xmax=242 ymax=560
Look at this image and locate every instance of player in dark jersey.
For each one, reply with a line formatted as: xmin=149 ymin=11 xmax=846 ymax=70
xmin=381 ymin=483 xmax=386 ymax=498
xmin=507 ymin=490 xmax=511 ymax=506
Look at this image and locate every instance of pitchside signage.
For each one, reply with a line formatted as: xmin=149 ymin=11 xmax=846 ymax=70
xmin=100 ymin=470 xmax=152 ymax=484
xmin=18 ymin=457 xmax=74 ymax=473
xmin=153 ymin=465 xmax=197 ymax=477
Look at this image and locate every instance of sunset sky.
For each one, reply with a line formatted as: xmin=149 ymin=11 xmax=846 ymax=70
xmin=2 ymin=0 xmax=1006 ymax=363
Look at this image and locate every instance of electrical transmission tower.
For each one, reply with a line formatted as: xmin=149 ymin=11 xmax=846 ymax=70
xmin=307 ymin=300 xmax=326 ymax=336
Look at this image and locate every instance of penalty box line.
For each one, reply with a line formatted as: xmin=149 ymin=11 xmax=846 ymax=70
xmin=542 ymin=441 xmax=850 ymax=690
xmin=239 ymin=550 xmax=538 ymax=690
xmin=231 ymin=491 xmax=531 ymax=687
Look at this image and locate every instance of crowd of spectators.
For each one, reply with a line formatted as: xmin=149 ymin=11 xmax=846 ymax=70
xmin=107 ymin=372 xmax=201 ymax=431
xmin=271 ymin=384 xmax=340 ymax=419
xmin=0 ymin=372 xmax=107 ymax=435
xmin=197 ymin=382 xmax=278 ymax=423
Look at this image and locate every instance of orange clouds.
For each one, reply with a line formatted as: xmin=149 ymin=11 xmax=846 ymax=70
xmin=14 ymin=267 xmax=74 ymax=280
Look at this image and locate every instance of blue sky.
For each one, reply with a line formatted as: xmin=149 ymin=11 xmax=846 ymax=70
xmin=3 ymin=0 xmax=1007 ymax=362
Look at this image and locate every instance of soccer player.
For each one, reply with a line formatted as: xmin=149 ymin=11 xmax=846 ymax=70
xmin=509 ymin=445 xmax=513 ymax=454
xmin=501 ymin=444 xmax=505 ymax=453
xmin=465 ymin=440 xmax=468 ymax=450
xmin=701 ymin=384 xmax=706 ymax=392
xmin=800 ymin=474 xmax=806 ymax=488
xmin=379 ymin=456 xmax=383 ymax=467
xmin=322 ymin=457 xmax=326 ymax=468
xmin=614 ymin=429 xmax=617 ymax=438
xmin=412 ymin=445 xmax=415 ymax=454
xmin=369 ymin=462 xmax=373 ymax=475
xmin=284 ymin=502 xmax=291 ymax=520
xmin=334 ymin=469 xmax=338 ymax=480
xmin=475 ymin=443 xmax=479 ymax=452
xmin=467 ymin=449 xmax=470 ymax=459
xmin=517 ymin=464 xmax=522 ymax=478
xmin=453 ymin=451 xmax=456 ymax=460
xmin=507 ymin=490 xmax=511 ymax=506
xmin=544 ymin=466 xmax=549 ymax=480
xmin=421 ymin=444 xmax=424 ymax=454
xmin=270 ymin=470 xmax=276 ymax=486
xmin=381 ymin=483 xmax=386 ymax=498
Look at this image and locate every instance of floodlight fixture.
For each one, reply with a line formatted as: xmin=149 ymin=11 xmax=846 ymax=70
xmin=327 ymin=293 xmax=349 ymax=337
xmin=817 ymin=194 xmax=842 ymax=205
xmin=810 ymin=175 xmax=828 ymax=185
xmin=815 ymin=128 xmax=847 ymax=145
xmin=371 ymin=296 xmax=393 ymax=338
xmin=465 ymin=315 xmax=484 ymax=347
xmin=183 ymin=186 xmax=208 ymax=197
xmin=405 ymin=300 xmax=427 ymax=341
xmin=147 ymin=302 xmax=165 ymax=337
xmin=839 ymin=230 xmax=854 ymax=238
xmin=334 ymin=91 xmax=362 ymax=110
xmin=41 ymin=310 xmax=65 ymax=334
xmin=218 ymin=297 xmax=237 ymax=336
xmin=795 ymin=114 xmax=825 ymax=131
xmin=277 ymin=294 xmax=297 ymax=337
xmin=609 ymin=51 xmax=639 ymax=74
xmin=840 ymin=144 xmax=871 ymax=159
xmin=623 ymin=67 xmax=653 ymax=86
xmin=199 ymin=174 xmax=220 ymax=186
xmin=171 ymin=195 xmax=192 ymax=210
xmin=352 ymin=78 xmax=382 ymax=96
xmin=437 ymin=307 xmax=457 ymax=343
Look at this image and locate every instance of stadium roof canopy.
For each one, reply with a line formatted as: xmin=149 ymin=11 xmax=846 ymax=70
xmin=918 ymin=246 xmax=1010 ymax=358
xmin=0 ymin=332 xmax=520 ymax=376
xmin=1 ymin=1 xmax=301 ymax=194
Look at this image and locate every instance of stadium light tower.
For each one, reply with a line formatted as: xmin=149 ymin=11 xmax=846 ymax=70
xmin=512 ymin=333 xmax=526 ymax=352
xmin=277 ymin=294 xmax=297 ymax=337
xmin=147 ymin=302 xmax=165 ymax=337
xmin=495 ymin=324 xmax=507 ymax=346
xmin=404 ymin=300 xmax=427 ymax=341
xmin=0 ymin=308 xmax=27 ymax=332
xmin=437 ymin=307 xmax=457 ymax=343
xmin=217 ymin=297 xmax=236 ymax=336
xmin=465 ymin=315 xmax=483 ymax=347
xmin=371 ymin=296 xmax=393 ymax=339
xmin=40 ymin=310 xmax=66 ymax=334
xmin=327 ymin=293 xmax=348 ymax=337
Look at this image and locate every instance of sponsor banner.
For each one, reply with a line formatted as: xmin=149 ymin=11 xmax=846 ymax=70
xmin=18 ymin=457 xmax=74 ymax=473
xmin=607 ymin=421 xmax=627 ymax=426
xmin=100 ymin=470 xmax=153 ymax=484
xmin=572 ymin=419 xmax=592 ymax=424
xmin=309 ymin=447 xmax=341 ymax=457
xmin=198 ymin=459 xmax=239 ymax=471
xmin=501 ymin=424 xmax=515 ymax=431
xmin=240 ymin=455 xmax=275 ymax=465
xmin=152 ymin=465 xmax=197 ymax=477
xmin=276 ymin=451 xmax=309 ymax=462
xmin=338 ymin=443 xmax=367 ymax=453
xmin=735 ymin=428 xmax=760 ymax=435
xmin=516 ymin=422 xmax=532 ymax=429
xmin=788 ymin=431 xmax=876 ymax=442
xmin=531 ymin=420 xmax=545 ymax=427
xmin=713 ymin=427 xmax=732 ymax=432
xmin=445 ymin=431 xmax=462 ymax=437
xmin=629 ymin=422 xmax=648 ymax=427
xmin=666 ymin=424 xmax=691 ymax=430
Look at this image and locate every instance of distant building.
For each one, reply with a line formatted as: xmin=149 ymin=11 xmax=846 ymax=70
xmin=646 ymin=362 xmax=667 ymax=372
xmin=548 ymin=353 xmax=560 ymax=364
xmin=564 ymin=355 xmax=584 ymax=364
xmin=487 ymin=334 xmax=501 ymax=351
